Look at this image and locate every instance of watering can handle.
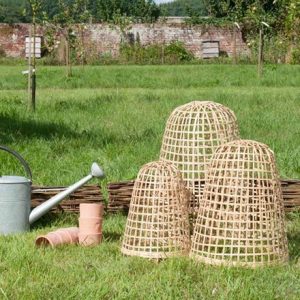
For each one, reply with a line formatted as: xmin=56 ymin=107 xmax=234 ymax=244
xmin=0 ymin=145 xmax=32 ymax=181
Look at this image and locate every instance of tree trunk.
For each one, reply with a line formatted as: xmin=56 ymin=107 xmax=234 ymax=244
xmin=258 ymin=28 xmax=264 ymax=77
xmin=232 ymin=28 xmax=237 ymax=64
xmin=65 ymin=38 xmax=72 ymax=77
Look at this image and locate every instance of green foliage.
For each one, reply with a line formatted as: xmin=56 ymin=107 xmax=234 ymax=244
xmin=186 ymin=0 xmax=299 ymax=35
xmin=0 ymin=0 xmax=30 ymax=23
xmin=41 ymin=0 xmax=92 ymax=76
xmin=250 ymin=35 xmax=288 ymax=64
xmin=159 ymin=0 xmax=206 ymax=17
xmin=283 ymin=0 xmax=300 ymax=62
xmin=119 ymin=41 xmax=194 ymax=64
xmin=50 ymin=0 xmax=90 ymax=25
xmin=45 ymin=0 xmax=90 ymax=46
xmin=111 ymin=12 xmax=133 ymax=41
xmin=131 ymin=0 xmax=160 ymax=22
xmin=180 ymin=0 xmax=300 ymax=64
xmin=182 ymin=0 xmax=283 ymax=28
xmin=88 ymin=0 xmax=160 ymax=23
xmin=0 ymin=0 xmax=161 ymax=23
xmin=237 ymin=1 xmax=300 ymax=63
xmin=201 ymin=0 xmax=278 ymax=20
xmin=27 ymin=0 xmax=42 ymax=21
xmin=0 ymin=47 xmax=6 ymax=57
xmin=291 ymin=47 xmax=300 ymax=64
xmin=164 ymin=41 xmax=194 ymax=61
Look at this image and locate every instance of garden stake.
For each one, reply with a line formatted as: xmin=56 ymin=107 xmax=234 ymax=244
xmin=258 ymin=21 xmax=270 ymax=77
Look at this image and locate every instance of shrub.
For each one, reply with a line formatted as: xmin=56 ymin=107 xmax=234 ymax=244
xmin=119 ymin=41 xmax=194 ymax=65
xmin=39 ymin=53 xmax=62 ymax=66
xmin=164 ymin=41 xmax=194 ymax=62
xmin=291 ymin=47 xmax=300 ymax=64
xmin=0 ymin=47 xmax=6 ymax=58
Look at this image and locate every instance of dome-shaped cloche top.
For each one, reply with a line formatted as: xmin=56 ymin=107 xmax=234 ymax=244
xmin=160 ymin=101 xmax=240 ymax=221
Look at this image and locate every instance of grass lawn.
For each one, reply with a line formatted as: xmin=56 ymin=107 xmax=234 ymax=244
xmin=0 ymin=64 xmax=300 ymax=299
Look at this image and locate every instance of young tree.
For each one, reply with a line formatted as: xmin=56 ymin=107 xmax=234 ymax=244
xmin=283 ymin=0 xmax=300 ymax=63
xmin=26 ymin=0 xmax=43 ymax=112
xmin=43 ymin=0 xmax=90 ymax=77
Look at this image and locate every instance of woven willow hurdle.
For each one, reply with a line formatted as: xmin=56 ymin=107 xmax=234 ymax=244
xmin=121 ymin=161 xmax=190 ymax=259
xmin=190 ymin=140 xmax=289 ymax=267
xmin=160 ymin=101 xmax=239 ymax=221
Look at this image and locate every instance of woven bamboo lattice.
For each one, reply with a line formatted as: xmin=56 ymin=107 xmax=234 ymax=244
xmin=107 ymin=180 xmax=135 ymax=213
xmin=281 ymin=180 xmax=300 ymax=212
xmin=121 ymin=161 xmax=190 ymax=259
xmin=160 ymin=101 xmax=239 ymax=220
xmin=190 ymin=140 xmax=289 ymax=267
xmin=107 ymin=179 xmax=300 ymax=214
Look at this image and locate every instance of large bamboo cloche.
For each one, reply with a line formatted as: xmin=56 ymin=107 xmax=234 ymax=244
xmin=160 ymin=101 xmax=240 ymax=223
xmin=190 ymin=139 xmax=289 ymax=267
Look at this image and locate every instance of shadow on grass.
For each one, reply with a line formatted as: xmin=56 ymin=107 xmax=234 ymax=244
xmin=31 ymin=212 xmax=123 ymax=243
xmin=0 ymin=113 xmax=79 ymax=143
xmin=30 ymin=212 xmax=78 ymax=231
xmin=0 ymin=112 xmax=155 ymax=148
xmin=286 ymin=211 xmax=300 ymax=261
xmin=103 ymin=231 xmax=123 ymax=242
xmin=29 ymin=210 xmax=300 ymax=259
xmin=288 ymin=231 xmax=300 ymax=261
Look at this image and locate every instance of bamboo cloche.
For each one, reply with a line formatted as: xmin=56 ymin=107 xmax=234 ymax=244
xmin=121 ymin=161 xmax=190 ymax=259
xmin=190 ymin=139 xmax=289 ymax=267
xmin=160 ymin=101 xmax=240 ymax=222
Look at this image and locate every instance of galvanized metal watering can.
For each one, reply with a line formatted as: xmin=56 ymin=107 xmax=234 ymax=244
xmin=0 ymin=145 xmax=105 ymax=235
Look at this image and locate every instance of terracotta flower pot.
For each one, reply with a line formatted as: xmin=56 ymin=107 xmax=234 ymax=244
xmin=78 ymin=233 xmax=102 ymax=247
xmin=35 ymin=227 xmax=79 ymax=247
xmin=79 ymin=218 xmax=102 ymax=234
xmin=80 ymin=203 xmax=104 ymax=219
xmin=36 ymin=232 xmax=64 ymax=248
xmin=56 ymin=227 xmax=79 ymax=244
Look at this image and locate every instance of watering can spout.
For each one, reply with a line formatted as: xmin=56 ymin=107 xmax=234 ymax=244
xmin=91 ymin=162 xmax=105 ymax=178
xmin=29 ymin=163 xmax=105 ymax=225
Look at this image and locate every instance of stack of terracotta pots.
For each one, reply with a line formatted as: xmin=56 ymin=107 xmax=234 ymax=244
xmin=79 ymin=203 xmax=104 ymax=246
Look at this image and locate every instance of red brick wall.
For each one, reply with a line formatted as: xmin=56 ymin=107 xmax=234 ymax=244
xmin=0 ymin=23 xmax=248 ymax=59
xmin=0 ymin=24 xmax=43 ymax=57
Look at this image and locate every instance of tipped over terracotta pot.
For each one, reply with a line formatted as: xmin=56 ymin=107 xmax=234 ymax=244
xmin=35 ymin=227 xmax=79 ymax=248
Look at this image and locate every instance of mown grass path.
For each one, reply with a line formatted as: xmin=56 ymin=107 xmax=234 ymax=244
xmin=0 ymin=65 xmax=299 ymax=299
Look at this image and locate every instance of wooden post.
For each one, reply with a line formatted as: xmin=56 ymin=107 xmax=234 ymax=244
xmin=160 ymin=31 xmax=165 ymax=65
xmin=27 ymin=26 xmax=32 ymax=111
xmin=65 ymin=37 xmax=72 ymax=77
xmin=32 ymin=17 xmax=36 ymax=112
xmin=81 ymin=26 xmax=85 ymax=68
xmin=161 ymin=44 xmax=165 ymax=65
xmin=258 ymin=26 xmax=264 ymax=77
xmin=232 ymin=27 xmax=237 ymax=64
